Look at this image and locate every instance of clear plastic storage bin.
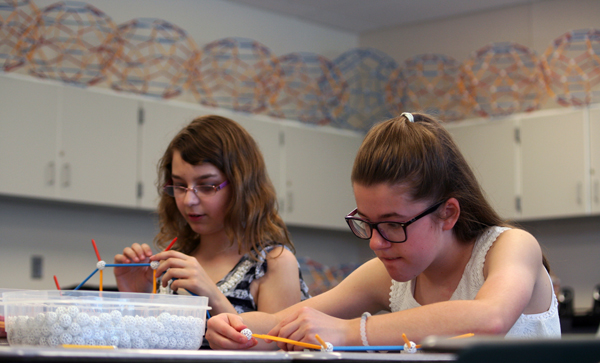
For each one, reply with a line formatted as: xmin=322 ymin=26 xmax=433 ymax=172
xmin=3 ymin=290 xmax=209 ymax=349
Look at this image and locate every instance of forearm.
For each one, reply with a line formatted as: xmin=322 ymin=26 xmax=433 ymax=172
xmin=364 ymin=300 xmax=509 ymax=344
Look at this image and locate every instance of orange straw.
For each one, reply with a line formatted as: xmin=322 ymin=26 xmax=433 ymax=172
xmin=315 ymin=334 xmax=327 ymax=349
xmin=401 ymin=333 xmax=411 ymax=346
xmin=99 ymin=270 xmax=103 ymax=292
xmin=252 ymin=334 xmax=321 ymax=350
xmin=53 ymin=275 xmax=61 ymax=290
xmin=449 ymin=333 xmax=474 ymax=339
xmin=152 ymin=270 xmax=157 ymax=294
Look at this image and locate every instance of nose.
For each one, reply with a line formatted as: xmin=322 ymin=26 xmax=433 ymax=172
xmin=183 ymin=189 xmax=200 ymax=206
xmin=369 ymin=229 xmax=391 ymax=251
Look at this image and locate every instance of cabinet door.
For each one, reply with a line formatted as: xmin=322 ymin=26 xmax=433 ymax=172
xmin=590 ymin=107 xmax=600 ymax=213
xmin=0 ymin=75 xmax=60 ymax=199
xmin=283 ymin=125 xmax=362 ymax=230
xmin=59 ymin=87 xmax=139 ymax=207
xmin=229 ymin=113 xmax=282 ymax=203
xmin=446 ymin=118 xmax=518 ymax=219
xmin=139 ymin=100 xmax=206 ymax=209
xmin=519 ymin=109 xmax=587 ymax=219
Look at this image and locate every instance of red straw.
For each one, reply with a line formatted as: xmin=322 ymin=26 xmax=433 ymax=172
xmin=164 ymin=237 xmax=178 ymax=251
xmin=53 ymin=275 xmax=61 ymax=290
xmin=91 ymin=239 xmax=102 ymax=261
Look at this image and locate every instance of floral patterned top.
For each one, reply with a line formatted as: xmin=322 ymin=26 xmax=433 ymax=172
xmin=160 ymin=245 xmax=310 ymax=313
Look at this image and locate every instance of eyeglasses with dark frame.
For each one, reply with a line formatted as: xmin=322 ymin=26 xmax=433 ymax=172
xmin=345 ymin=200 xmax=446 ymax=243
xmin=163 ymin=180 xmax=229 ymax=198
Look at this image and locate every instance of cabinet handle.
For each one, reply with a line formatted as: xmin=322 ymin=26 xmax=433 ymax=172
xmin=61 ymin=163 xmax=71 ymax=187
xmin=576 ymin=182 xmax=582 ymax=205
xmin=595 ymin=180 xmax=599 ymax=205
xmin=45 ymin=162 xmax=55 ymax=186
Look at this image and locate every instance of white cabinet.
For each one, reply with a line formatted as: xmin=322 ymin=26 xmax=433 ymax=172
xmin=445 ymin=117 xmax=518 ymax=219
xmin=282 ymin=125 xmax=362 ymax=230
xmin=1 ymin=74 xmax=363 ymax=230
xmin=138 ymin=101 xmax=283 ymax=210
xmin=58 ymin=87 xmax=139 ymax=207
xmin=0 ymin=74 xmax=139 ymax=208
xmin=0 ymin=76 xmax=60 ymax=199
xmin=518 ymin=108 xmax=587 ymax=219
xmin=447 ymin=107 xmax=597 ymax=222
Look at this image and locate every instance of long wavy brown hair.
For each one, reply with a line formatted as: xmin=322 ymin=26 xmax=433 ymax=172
xmin=352 ymin=113 xmax=549 ymax=270
xmin=154 ymin=115 xmax=294 ymax=259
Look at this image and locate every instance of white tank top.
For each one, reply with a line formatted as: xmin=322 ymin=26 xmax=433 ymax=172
xmin=389 ymin=226 xmax=561 ymax=338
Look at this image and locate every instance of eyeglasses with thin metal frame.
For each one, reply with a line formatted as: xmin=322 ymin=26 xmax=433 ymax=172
xmin=163 ymin=180 xmax=229 ymax=198
xmin=344 ymin=200 xmax=446 ymax=243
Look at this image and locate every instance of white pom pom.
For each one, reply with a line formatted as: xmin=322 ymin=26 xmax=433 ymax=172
xmin=321 ymin=342 xmax=334 ymax=352
xmin=403 ymin=341 xmax=417 ymax=354
xmin=96 ymin=260 xmax=106 ymax=270
xmin=150 ymin=261 xmax=160 ymax=270
xmin=240 ymin=328 xmax=252 ymax=340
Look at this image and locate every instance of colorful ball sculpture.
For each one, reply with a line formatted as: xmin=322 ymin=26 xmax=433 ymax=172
xmin=0 ymin=0 xmax=39 ymax=72
xmin=332 ymin=47 xmax=397 ymax=131
xmin=188 ymin=37 xmax=280 ymax=113
xmin=19 ymin=1 xmax=120 ymax=86
xmin=387 ymin=53 xmax=474 ymax=122
xmin=461 ymin=42 xmax=548 ymax=117
xmin=267 ymin=52 xmax=347 ymax=126
xmin=108 ymin=18 xmax=199 ymax=99
xmin=542 ymin=28 xmax=600 ymax=106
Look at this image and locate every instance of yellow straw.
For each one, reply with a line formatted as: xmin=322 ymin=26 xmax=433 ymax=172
xmin=315 ymin=334 xmax=327 ymax=349
xmin=252 ymin=334 xmax=322 ymax=350
xmin=62 ymin=344 xmax=116 ymax=349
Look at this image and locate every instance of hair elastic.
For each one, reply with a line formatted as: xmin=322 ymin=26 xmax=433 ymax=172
xmin=401 ymin=112 xmax=414 ymax=123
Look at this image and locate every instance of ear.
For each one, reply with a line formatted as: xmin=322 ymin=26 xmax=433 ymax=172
xmin=439 ymin=198 xmax=460 ymax=231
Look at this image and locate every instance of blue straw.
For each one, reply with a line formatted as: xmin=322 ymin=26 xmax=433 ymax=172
xmin=105 ymin=263 xmax=151 ymax=267
xmin=73 ymin=268 xmax=99 ymax=290
xmin=333 ymin=346 xmax=409 ymax=351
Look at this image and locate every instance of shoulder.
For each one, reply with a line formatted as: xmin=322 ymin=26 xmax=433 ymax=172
xmin=491 ymin=228 xmax=540 ymax=253
xmin=262 ymin=245 xmax=299 ymax=271
xmin=484 ymin=228 xmax=542 ymax=273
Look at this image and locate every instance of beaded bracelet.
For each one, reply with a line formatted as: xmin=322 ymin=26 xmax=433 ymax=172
xmin=360 ymin=312 xmax=371 ymax=346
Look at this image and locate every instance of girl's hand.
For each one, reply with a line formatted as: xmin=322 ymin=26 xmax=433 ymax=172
xmin=206 ymin=313 xmax=257 ymax=350
xmin=268 ymin=307 xmax=350 ymax=351
xmin=113 ymin=243 xmax=154 ymax=292
xmin=151 ymin=250 xmax=214 ymax=296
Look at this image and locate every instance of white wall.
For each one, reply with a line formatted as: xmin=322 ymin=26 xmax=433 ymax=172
xmin=0 ymin=195 xmax=371 ymax=291
xmin=30 ymin=0 xmax=357 ymax=60
xmin=360 ymin=0 xmax=600 ymax=310
xmin=359 ymin=0 xmax=599 ymax=62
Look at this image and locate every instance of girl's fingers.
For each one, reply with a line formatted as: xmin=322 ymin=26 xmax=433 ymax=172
xmin=151 ymin=250 xmax=187 ymax=261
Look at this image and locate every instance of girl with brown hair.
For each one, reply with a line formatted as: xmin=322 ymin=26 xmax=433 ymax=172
xmin=113 ymin=115 xmax=309 ymax=315
xmin=205 ymin=112 xmax=559 ymax=350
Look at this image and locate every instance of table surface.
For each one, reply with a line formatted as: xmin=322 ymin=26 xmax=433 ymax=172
xmin=3 ymin=336 xmax=600 ymax=363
